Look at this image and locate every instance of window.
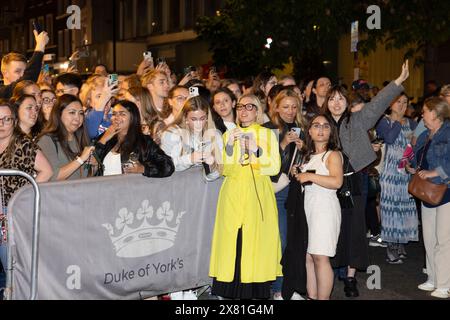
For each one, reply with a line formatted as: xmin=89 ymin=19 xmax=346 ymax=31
xmin=168 ymin=0 xmax=181 ymax=32
xmin=29 ymin=19 xmax=36 ymax=49
xmin=122 ymin=0 xmax=134 ymax=39
xmin=137 ymin=0 xmax=149 ymax=37
xmin=46 ymin=14 xmax=54 ymax=45
xmin=184 ymin=0 xmax=202 ymax=29
xmin=151 ymin=0 xmax=163 ymax=34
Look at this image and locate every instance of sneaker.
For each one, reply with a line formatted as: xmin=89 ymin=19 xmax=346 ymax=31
xmin=397 ymin=244 xmax=407 ymax=259
xmin=386 ymin=243 xmax=403 ymax=264
xmin=418 ymin=281 xmax=435 ymax=292
xmin=183 ymin=290 xmax=198 ymax=300
xmin=273 ymin=292 xmax=283 ymax=300
xmin=369 ymin=235 xmax=387 ymax=248
xmin=430 ymin=288 xmax=449 ymax=299
xmin=169 ymin=291 xmax=184 ymax=300
xmin=290 ymin=292 xmax=305 ymax=300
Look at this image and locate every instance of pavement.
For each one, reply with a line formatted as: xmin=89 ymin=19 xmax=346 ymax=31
xmin=331 ymin=239 xmax=435 ymax=300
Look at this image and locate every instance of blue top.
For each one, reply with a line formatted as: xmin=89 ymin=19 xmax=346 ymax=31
xmin=376 ymin=116 xmax=417 ymax=145
xmin=416 ymin=139 xmax=450 ymax=208
xmin=413 ymin=121 xmax=450 ymax=207
xmin=85 ymin=108 xmax=112 ymax=141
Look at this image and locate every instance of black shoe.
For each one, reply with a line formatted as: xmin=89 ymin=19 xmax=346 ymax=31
xmin=343 ymin=277 xmax=359 ymax=298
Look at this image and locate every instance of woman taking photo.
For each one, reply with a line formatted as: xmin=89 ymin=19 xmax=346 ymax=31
xmin=160 ymin=96 xmax=220 ymax=180
xmin=407 ymin=97 xmax=450 ymax=299
xmin=209 ymin=94 xmax=282 ymax=299
xmin=94 ymin=100 xmax=174 ymax=178
xmin=323 ymin=61 xmax=410 ymax=297
xmin=37 ymin=94 xmax=94 ymax=181
xmin=376 ymin=93 xmax=418 ymax=264
xmin=262 ymin=88 xmax=305 ymax=299
xmin=0 ymin=100 xmax=52 ymax=269
xmin=295 ymin=114 xmax=343 ymax=300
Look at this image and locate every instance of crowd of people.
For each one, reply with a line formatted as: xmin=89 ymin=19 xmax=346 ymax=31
xmin=0 ymin=30 xmax=449 ymax=300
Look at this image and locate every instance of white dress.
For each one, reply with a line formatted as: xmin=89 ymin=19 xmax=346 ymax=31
xmin=302 ymin=151 xmax=341 ymax=257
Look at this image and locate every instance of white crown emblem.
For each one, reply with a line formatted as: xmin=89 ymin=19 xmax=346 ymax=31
xmin=102 ymin=200 xmax=186 ymax=258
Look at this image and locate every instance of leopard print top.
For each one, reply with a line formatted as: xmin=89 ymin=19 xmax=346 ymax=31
xmin=0 ymin=134 xmax=39 ymax=207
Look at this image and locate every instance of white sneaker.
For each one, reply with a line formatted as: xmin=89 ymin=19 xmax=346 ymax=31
xmin=183 ymin=290 xmax=198 ymax=300
xmin=418 ymin=281 xmax=435 ymax=292
xmin=290 ymin=292 xmax=305 ymax=300
xmin=169 ymin=291 xmax=184 ymax=300
xmin=273 ymin=292 xmax=283 ymax=300
xmin=430 ymin=288 xmax=449 ymax=299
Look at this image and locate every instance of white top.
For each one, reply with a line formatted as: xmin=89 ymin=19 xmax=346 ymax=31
xmin=103 ymin=151 xmax=122 ymax=176
xmin=160 ymin=126 xmax=201 ymax=172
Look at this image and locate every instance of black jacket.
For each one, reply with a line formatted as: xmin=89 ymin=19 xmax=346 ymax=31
xmin=0 ymin=51 xmax=44 ymax=99
xmin=262 ymin=121 xmax=304 ymax=183
xmin=94 ymin=135 xmax=175 ymax=178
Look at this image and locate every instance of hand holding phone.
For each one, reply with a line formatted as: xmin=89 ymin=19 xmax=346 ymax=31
xmin=33 ymin=21 xmax=43 ymax=34
xmin=291 ymin=127 xmax=301 ymax=136
xmin=108 ymin=74 xmax=119 ymax=86
xmin=143 ymin=51 xmax=152 ymax=61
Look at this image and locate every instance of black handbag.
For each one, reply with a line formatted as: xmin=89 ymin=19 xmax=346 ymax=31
xmin=337 ymin=157 xmax=355 ymax=209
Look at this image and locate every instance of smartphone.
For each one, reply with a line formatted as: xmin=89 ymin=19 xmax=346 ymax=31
xmin=156 ymin=57 xmax=166 ymax=65
xmin=32 ymin=21 xmax=43 ymax=34
xmin=303 ymin=169 xmax=316 ymax=186
xmin=43 ymin=64 xmax=50 ymax=73
xmin=143 ymin=51 xmax=152 ymax=60
xmin=184 ymin=66 xmax=196 ymax=76
xmin=108 ymin=74 xmax=119 ymax=86
xmin=291 ymin=127 xmax=301 ymax=136
xmin=78 ymin=46 xmax=89 ymax=58
xmin=188 ymin=86 xmax=199 ymax=97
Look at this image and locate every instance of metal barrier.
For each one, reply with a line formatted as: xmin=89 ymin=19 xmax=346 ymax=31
xmin=0 ymin=170 xmax=41 ymax=300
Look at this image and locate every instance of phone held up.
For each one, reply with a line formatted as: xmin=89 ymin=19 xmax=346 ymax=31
xmin=108 ymin=74 xmax=119 ymax=86
xmin=291 ymin=127 xmax=301 ymax=136
xmin=143 ymin=51 xmax=152 ymax=61
xmin=32 ymin=21 xmax=43 ymax=34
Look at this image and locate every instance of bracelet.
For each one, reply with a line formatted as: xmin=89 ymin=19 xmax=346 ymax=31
xmin=75 ymin=157 xmax=84 ymax=165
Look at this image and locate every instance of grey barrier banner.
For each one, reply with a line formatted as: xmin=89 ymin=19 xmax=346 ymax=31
xmin=8 ymin=168 xmax=222 ymax=299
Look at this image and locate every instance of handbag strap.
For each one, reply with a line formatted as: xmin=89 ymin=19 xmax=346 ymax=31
xmin=417 ymin=136 xmax=431 ymax=170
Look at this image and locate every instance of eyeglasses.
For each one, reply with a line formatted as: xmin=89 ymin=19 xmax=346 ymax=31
xmin=43 ymin=97 xmax=57 ymax=104
xmin=174 ymin=95 xmax=188 ymax=102
xmin=236 ymin=103 xmax=257 ymax=111
xmin=0 ymin=116 xmax=14 ymax=126
xmin=311 ymin=123 xmax=331 ymax=130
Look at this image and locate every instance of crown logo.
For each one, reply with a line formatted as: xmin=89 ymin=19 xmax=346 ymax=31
xmin=102 ymin=200 xmax=186 ymax=258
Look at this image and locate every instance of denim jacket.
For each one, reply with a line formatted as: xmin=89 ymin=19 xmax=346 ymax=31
xmin=413 ymin=121 xmax=450 ymax=186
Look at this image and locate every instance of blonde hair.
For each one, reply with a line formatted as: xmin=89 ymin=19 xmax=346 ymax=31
xmin=424 ymin=97 xmax=450 ymax=122
xmin=237 ymin=94 xmax=264 ymax=125
xmin=270 ymin=88 xmax=305 ymax=131
xmin=79 ymin=75 xmax=106 ymax=108
xmin=141 ymin=69 xmax=167 ymax=87
xmin=1 ymin=53 xmax=26 ymax=74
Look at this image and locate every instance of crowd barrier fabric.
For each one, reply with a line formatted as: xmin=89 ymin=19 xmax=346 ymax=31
xmin=8 ymin=169 xmax=222 ymax=299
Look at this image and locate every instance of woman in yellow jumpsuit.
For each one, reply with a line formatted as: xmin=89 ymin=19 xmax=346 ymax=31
xmin=209 ymin=94 xmax=282 ymax=299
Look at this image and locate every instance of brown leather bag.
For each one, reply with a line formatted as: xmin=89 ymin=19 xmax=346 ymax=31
xmin=408 ymin=174 xmax=447 ymax=206
xmin=408 ymin=137 xmax=448 ymax=206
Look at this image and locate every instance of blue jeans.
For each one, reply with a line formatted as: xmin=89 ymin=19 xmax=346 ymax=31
xmin=272 ymin=185 xmax=289 ymax=293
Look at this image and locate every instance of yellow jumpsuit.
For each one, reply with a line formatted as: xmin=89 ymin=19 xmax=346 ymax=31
xmin=209 ymin=123 xmax=282 ymax=283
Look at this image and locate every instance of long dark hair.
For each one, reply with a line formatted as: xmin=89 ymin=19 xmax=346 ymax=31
xmin=0 ymin=99 xmax=23 ymax=161
xmin=112 ymin=100 xmax=147 ymax=161
xmin=39 ymin=94 xmax=90 ymax=160
xmin=10 ymin=94 xmax=44 ymax=138
xmin=252 ymin=71 xmax=276 ymax=101
xmin=210 ymin=87 xmax=236 ymax=133
xmin=303 ymin=113 xmax=341 ymax=163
